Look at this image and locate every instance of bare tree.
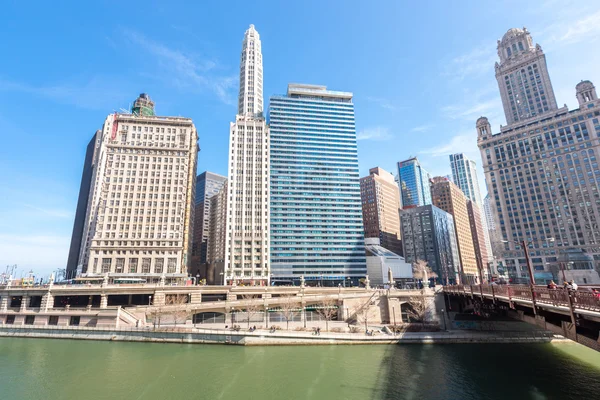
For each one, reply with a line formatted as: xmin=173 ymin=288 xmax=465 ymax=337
xmin=165 ymin=294 xmax=190 ymax=327
xmin=148 ymin=306 xmax=163 ymax=330
xmin=407 ymin=289 xmax=430 ymax=328
xmin=279 ymin=294 xmax=300 ymax=330
xmin=347 ymin=294 xmax=377 ymax=332
xmin=241 ymin=294 xmax=263 ymax=329
xmin=412 ymin=259 xmax=437 ymax=287
xmin=316 ymin=297 xmax=338 ymax=332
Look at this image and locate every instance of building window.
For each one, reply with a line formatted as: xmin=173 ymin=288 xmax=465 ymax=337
xmin=48 ymin=316 xmax=59 ymax=326
xmin=167 ymin=258 xmax=177 ymax=273
xmin=69 ymin=316 xmax=80 ymax=326
xmin=101 ymin=258 xmax=112 ymax=273
xmin=5 ymin=315 xmax=15 ymax=324
xmin=115 ymin=258 xmax=125 ymax=273
xmin=129 ymin=258 xmax=138 ymax=273
xmin=142 ymin=258 xmax=151 ymax=274
xmin=25 ymin=315 xmax=35 ymax=325
xmin=154 ymin=258 xmax=164 ymax=274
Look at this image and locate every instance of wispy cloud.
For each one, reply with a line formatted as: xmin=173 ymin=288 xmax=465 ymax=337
xmin=124 ymin=30 xmax=237 ymax=105
xmin=444 ymin=44 xmax=497 ymax=81
xmin=411 ymin=124 xmax=434 ymax=133
xmin=419 ymin=133 xmax=479 ymax=158
xmin=22 ymin=204 xmax=72 ymax=219
xmin=552 ymin=10 xmax=600 ymax=45
xmin=442 ymin=98 xmax=501 ymax=121
xmin=0 ymin=234 xmax=70 ymax=276
xmin=357 ymin=126 xmax=393 ymax=141
xmin=365 ymin=96 xmax=404 ymax=111
xmin=0 ymin=76 xmax=131 ymax=110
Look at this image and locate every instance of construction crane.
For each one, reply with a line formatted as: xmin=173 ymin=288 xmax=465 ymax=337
xmin=1 ymin=264 xmax=17 ymax=284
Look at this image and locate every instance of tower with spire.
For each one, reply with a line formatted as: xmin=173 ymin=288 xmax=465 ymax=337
xmin=224 ymin=25 xmax=270 ymax=286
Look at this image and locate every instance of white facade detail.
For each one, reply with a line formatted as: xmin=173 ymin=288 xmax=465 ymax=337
xmin=76 ymin=96 xmax=198 ymax=281
xmin=225 ymin=25 xmax=270 ymax=285
xmin=238 ymin=24 xmax=264 ymax=117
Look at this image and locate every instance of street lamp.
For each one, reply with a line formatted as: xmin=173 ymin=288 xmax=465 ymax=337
xmin=220 ymin=272 xmax=224 ymax=286
xmin=502 ymin=237 xmax=555 ymax=286
xmin=502 ymin=237 xmax=554 ymax=316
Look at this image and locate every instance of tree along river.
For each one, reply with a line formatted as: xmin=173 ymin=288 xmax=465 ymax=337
xmin=1 ymin=338 xmax=599 ymax=400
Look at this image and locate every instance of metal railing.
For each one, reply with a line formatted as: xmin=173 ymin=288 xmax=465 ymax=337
xmin=443 ymin=284 xmax=600 ymax=313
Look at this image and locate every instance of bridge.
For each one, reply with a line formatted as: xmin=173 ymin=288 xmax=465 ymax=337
xmin=444 ymin=284 xmax=600 ymax=351
xmin=0 ymin=283 xmax=432 ymax=330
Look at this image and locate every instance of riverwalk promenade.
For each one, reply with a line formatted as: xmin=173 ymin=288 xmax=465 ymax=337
xmin=0 ymin=324 xmax=564 ymax=346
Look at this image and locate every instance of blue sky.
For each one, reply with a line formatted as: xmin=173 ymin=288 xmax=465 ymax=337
xmin=1 ymin=0 xmax=600 ymax=277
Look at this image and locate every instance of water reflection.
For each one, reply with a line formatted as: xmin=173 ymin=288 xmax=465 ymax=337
xmin=0 ymin=339 xmax=599 ymax=400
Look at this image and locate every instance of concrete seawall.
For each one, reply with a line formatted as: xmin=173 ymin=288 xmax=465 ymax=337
xmin=0 ymin=326 xmax=564 ymax=346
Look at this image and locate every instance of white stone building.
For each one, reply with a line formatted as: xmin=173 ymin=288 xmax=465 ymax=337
xmin=478 ymin=28 xmax=600 ymax=283
xmin=67 ymin=93 xmax=198 ymax=282
xmin=224 ymin=25 xmax=270 ymax=285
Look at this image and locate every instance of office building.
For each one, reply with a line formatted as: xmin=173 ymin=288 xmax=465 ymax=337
xmin=483 ymin=194 xmax=496 ymax=231
xmin=397 ymin=157 xmax=432 ymax=208
xmin=66 ymin=93 xmax=198 ymax=281
xmin=477 ymin=27 xmax=600 ymax=280
xmin=224 ymin=25 xmax=270 ymax=286
xmin=207 ymin=182 xmax=228 ymax=285
xmin=269 ymin=84 xmax=366 ymax=285
xmin=190 ymin=172 xmax=226 ymax=278
xmin=364 ymin=238 xmax=412 ymax=286
xmin=360 ymin=167 xmax=403 ymax=255
xmin=400 ymin=205 xmax=460 ymax=284
xmin=450 ymin=153 xmax=493 ymax=260
xmin=495 ymin=28 xmax=559 ymax=126
xmin=449 ymin=153 xmax=483 ymax=206
xmin=467 ymin=199 xmax=489 ymax=281
xmin=430 ymin=177 xmax=478 ymax=283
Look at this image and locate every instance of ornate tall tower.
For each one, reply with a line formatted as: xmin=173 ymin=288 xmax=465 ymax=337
xmin=495 ymin=27 xmax=558 ymax=125
xmin=224 ymin=25 xmax=270 ymax=286
xmin=238 ymin=24 xmax=264 ymax=117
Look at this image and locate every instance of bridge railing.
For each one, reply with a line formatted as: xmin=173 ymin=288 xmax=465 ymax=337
xmin=443 ymin=285 xmax=600 ymax=312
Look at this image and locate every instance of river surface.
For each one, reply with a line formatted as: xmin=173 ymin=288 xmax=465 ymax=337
xmin=1 ymin=338 xmax=600 ymax=400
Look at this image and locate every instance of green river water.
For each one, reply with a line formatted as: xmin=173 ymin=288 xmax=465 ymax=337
xmin=1 ymin=338 xmax=600 ymax=400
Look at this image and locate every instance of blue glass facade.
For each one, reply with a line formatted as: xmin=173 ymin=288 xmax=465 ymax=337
xmin=268 ymin=84 xmax=366 ymax=284
xmin=397 ymin=157 xmax=432 ymax=207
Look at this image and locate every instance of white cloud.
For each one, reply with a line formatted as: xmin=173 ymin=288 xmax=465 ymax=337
xmin=0 ymin=234 xmax=70 ymax=277
xmin=357 ymin=126 xmax=393 ymax=141
xmin=0 ymin=76 xmax=131 ymax=110
xmin=365 ymin=96 xmax=402 ymax=111
xmin=411 ymin=124 xmax=434 ymax=133
xmin=558 ymin=10 xmax=600 ymax=44
xmin=442 ymin=98 xmax=502 ymax=121
xmin=419 ymin=133 xmax=479 ymax=158
xmin=124 ymin=30 xmax=237 ymax=105
xmin=444 ymin=44 xmax=497 ymax=81
xmin=22 ymin=204 xmax=72 ymax=219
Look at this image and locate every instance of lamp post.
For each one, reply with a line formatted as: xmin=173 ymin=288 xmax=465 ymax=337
xmin=502 ymin=237 xmax=555 ymax=316
xmin=220 ymin=272 xmax=224 ymax=286
xmin=440 ymin=308 xmax=447 ymax=331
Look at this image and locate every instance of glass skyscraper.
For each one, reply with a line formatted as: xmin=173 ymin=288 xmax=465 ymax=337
xmin=397 ymin=157 xmax=432 ymax=208
xmin=400 ymin=204 xmax=461 ymax=284
xmin=269 ymin=84 xmax=366 ymax=285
